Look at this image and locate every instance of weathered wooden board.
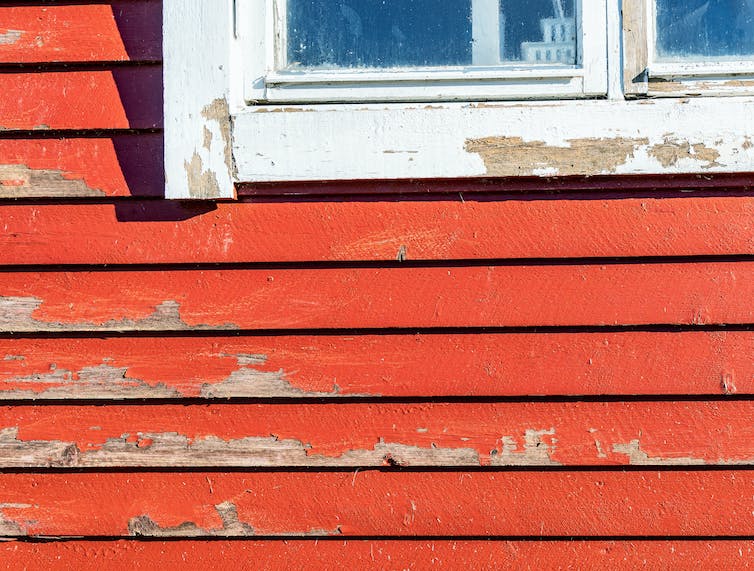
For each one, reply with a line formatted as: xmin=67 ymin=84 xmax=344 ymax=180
xmin=1 ymin=331 xmax=748 ymax=399
xmin=3 ymin=196 xmax=754 ymax=259
xmin=1 ymin=263 xmax=753 ymax=332
xmin=0 ymin=136 xmax=162 ymax=198
xmin=0 ymin=471 xmax=752 ymax=536
xmin=0 ymin=3 xmax=161 ymax=63
xmin=2 ymin=540 xmax=753 ymax=570
xmin=0 ymin=69 xmax=162 ymax=131
xmin=1 ymin=402 xmax=753 ymax=467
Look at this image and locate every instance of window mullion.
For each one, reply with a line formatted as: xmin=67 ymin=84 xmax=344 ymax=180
xmin=471 ymin=0 xmax=501 ymax=65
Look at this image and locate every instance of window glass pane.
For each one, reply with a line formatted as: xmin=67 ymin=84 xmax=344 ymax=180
xmin=656 ymin=0 xmax=754 ymax=60
xmin=284 ymin=0 xmax=577 ymax=70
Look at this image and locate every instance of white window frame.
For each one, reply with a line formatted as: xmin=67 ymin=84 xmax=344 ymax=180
xmin=241 ymin=0 xmax=607 ymax=103
xmin=625 ymin=0 xmax=754 ymax=96
xmin=164 ymin=0 xmax=754 ymax=199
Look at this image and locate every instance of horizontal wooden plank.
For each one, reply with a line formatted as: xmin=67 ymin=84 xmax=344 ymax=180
xmin=3 ymin=196 xmax=754 ymax=259
xmin=0 ymin=471 xmax=753 ymax=537
xmin=0 ymin=3 xmax=161 ymax=63
xmin=1 ymin=331 xmax=749 ymax=399
xmin=1 ymin=402 xmax=754 ymax=467
xmin=1 ymin=263 xmax=753 ymax=332
xmin=0 ymin=136 xmax=162 ymax=198
xmin=0 ymin=69 xmax=161 ymax=130
xmin=2 ymin=540 xmax=753 ymax=570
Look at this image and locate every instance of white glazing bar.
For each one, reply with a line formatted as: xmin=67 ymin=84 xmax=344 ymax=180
xmin=606 ymin=0 xmax=624 ymax=99
xmin=472 ymin=0 xmax=501 ymax=65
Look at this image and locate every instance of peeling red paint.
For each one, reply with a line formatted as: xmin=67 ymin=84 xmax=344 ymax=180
xmin=2 ymin=264 xmax=754 ymax=331
xmin=3 ymin=332 xmax=751 ymax=398
xmin=1 ymin=402 xmax=753 ymax=467
xmin=0 ymin=472 xmax=753 ymax=536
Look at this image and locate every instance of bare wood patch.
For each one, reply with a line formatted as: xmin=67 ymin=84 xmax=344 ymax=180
xmin=201 ymin=98 xmax=233 ymax=178
xmin=184 ymin=152 xmax=221 ymax=199
xmin=0 ymin=298 xmax=238 ymax=333
xmin=0 ymin=30 xmax=22 ymax=46
xmin=129 ymin=503 xmax=256 ymax=537
xmin=648 ymin=139 xmax=722 ymax=168
xmin=464 ymin=136 xmax=649 ymax=176
xmin=0 ymin=164 xmax=104 ymax=198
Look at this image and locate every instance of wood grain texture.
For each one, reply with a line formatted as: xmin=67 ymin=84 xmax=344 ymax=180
xmin=1 ymin=402 xmax=754 ymax=467
xmin=2 ymin=540 xmax=754 ymax=570
xmin=0 ymin=471 xmax=753 ymax=537
xmin=3 ymin=196 xmax=754 ymax=259
xmin=0 ymin=3 xmax=161 ymax=63
xmin=1 ymin=263 xmax=754 ymax=332
xmin=1 ymin=331 xmax=749 ymax=399
xmin=0 ymin=136 xmax=162 ymax=198
xmin=0 ymin=69 xmax=162 ymax=131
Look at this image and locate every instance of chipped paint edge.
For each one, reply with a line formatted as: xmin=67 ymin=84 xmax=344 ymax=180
xmin=233 ymin=97 xmax=754 ymax=182
xmin=164 ymin=0 xmax=235 ymax=199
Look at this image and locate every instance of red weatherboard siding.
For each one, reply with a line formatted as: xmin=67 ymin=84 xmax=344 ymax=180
xmin=2 ymin=263 xmax=753 ymax=331
xmin=0 ymin=137 xmax=162 ymax=198
xmin=0 ymin=3 xmax=161 ymax=63
xmin=3 ymin=540 xmax=754 ymax=571
xmin=1 ymin=0 xmax=752 ymax=567
xmin=1 ymin=402 xmax=754 ymax=467
xmin=1 ymin=471 xmax=754 ymax=537
xmin=2 ymin=196 xmax=754 ymax=259
xmin=0 ymin=331 xmax=749 ymax=398
xmin=0 ymin=69 xmax=161 ymax=130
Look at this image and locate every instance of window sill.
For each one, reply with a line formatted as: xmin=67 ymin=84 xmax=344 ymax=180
xmin=232 ymin=96 xmax=754 ymax=182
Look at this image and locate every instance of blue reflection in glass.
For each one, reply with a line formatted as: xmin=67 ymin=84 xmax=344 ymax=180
xmin=656 ymin=0 xmax=754 ymax=59
xmin=286 ymin=0 xmax=576 ymax=69
xmin=287 ymin=1 xmax=473 ymax=68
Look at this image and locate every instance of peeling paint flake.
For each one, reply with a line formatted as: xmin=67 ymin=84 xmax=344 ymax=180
xmin=0 ymin=297 xmax=238 ymax=333
xmin=0 ymin=29 xmax=23 ymax=45
xmin=201 ymin=98 xmax=234 ymax=178
xmin=648 ymin=139 xmax=721 ymax=169
xmin=613 ymin=440 xmax=713 ymax=466
xmin=129 ymin=502 xmax=255 ymax=537
xmin=184 ymin=152 xmax=221 ymax=200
